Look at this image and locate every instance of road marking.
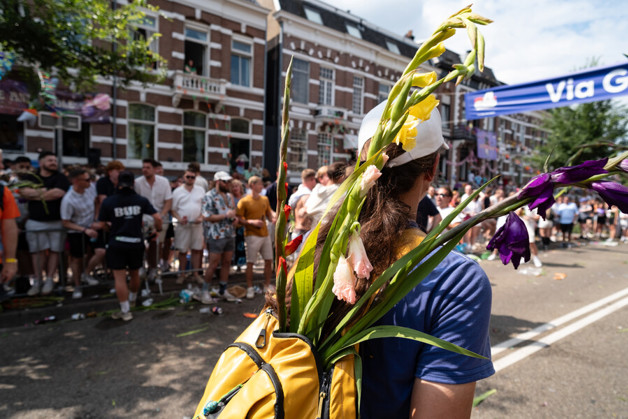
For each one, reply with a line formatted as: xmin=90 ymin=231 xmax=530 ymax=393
xmin=491 ymin=286 xmax=628 ymax=357
xmin=492 ymin=295 xmax=628 ymax=373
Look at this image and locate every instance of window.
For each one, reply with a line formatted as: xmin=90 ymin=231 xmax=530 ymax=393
xmin=304 ymin=7 xmax=323 ymax=24
xmin=346 ymin=23 xmax=362 ymax=39
xmin=0 ymin=114 xmax=24 ymax=152
xmin=288 ymin=129 xmax=308 ymax=171
xmin=292 ymin=59 xmax=310 ymax=104
xmin=319 ymin=67 xmax=334 ymax=105
xmin=386 ymin=41 xmax=400 ymax=55
xmin=230 ymin=118 xmax=250 ymax=173
xmin=352 ymin=76 xmax=364 ymax=114
xmin=184 ymin=27 xmax=208 ymax=76
xmin=132 ymin=14 xmax=159 ymax=69
xmin=440 ymin=104 xmax=451 ymax=129
xmin=231 ymin=40 xmax=252 ymax=87
xmin=317 ymin=133 xmax=332 ymax=168
xmin=128 ymin=104 xmax=155 ymax=159
xmin=378 ymin=83 xmax=390 ymax=103
xmin=183 ymin=112 xmax=206 ymax=163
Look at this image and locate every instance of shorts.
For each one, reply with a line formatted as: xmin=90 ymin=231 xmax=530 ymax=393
xmin=25 ymin=219 xmax=66 ymax=253
xmin=165 ymin=222 xmax=175 ymax=240
xmin=245 ymin=234 xmax=273 ymax=263
xmin=596 ymin=216 xmax=606 ymax=225
xmin=174 ymin=223 xmax=204 ymax=252
xmin=106 ymin=244 xmax=144 ymax=270
xmin=560 ymin=223 xmax=574 ymax=234
xmin=207 ymin=237 xmax=235 ymax=254
xmin=538 ymin=218 xmax=553 ymax=229
xmin=524 ymin=223 xmax=536 ymax=243
xmin=67 ymin=233 xmax=92 ymax=258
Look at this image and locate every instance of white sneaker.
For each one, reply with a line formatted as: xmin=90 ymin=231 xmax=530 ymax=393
xmin=111 ymin=311 xmax=133 ymax=321
xmin=200 ymin=290 xmax=215 ymax=305
xmin=72 ymin=288 xmax=83 ymax=299
xmin=532 ymin=255 xmax=543 ymax=268
xmin=487 ymin=253 xmax=497 ymax=261
xmin=220 ymin=289 xmax=238 ymax=302
xmin=246 ymin=287 xmax=255 ymax=300
xmin=27 ymin=281 xmax=41 ymax=296
xmin=81 ymin=274 xmax=99 ymax=286
xmin=41 ymin=279 xmax=54 ymax=295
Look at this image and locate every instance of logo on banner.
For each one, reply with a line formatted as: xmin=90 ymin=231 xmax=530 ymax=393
xmin=473 ymin=91 xmax=498 ymax=110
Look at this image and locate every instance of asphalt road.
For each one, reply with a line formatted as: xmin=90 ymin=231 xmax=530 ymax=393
xmin=0 ymin=240 xmax=626 ymax=418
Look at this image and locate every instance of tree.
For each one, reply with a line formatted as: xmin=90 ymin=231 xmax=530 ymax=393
xmin=532 ymin=99 xmax=628 ymax=171
xmin=0 ymin=0 xmax=166 ymax=96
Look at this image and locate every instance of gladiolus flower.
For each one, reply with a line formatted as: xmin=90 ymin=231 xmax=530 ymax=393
xmin=285 ymin=235 xmax=303 ymax=256
xmin=346 ymin=232 xmax=373 ymax=279
xmin=276 ymin=256 xmax=287 ymax=279
xmin=486 ymin=212 xmax=530 ymax=269
xmin=411 ymin=71 xmax=437 ymax=88
xmin=283 ymin=162 xmax=288 ymax=172
xmin=284 ymin=204 xmax=291 ymax=219
xmin=551 ymin=158 xmax=608 ymax=184
xmin=393 ymin=95 xmax=439 ymax=152
xmin=618 ymin=159 xmax=628 ymax=173
xmin=285 ymin=182 xmax=289 ymax=196
xmin=519 ymin=173 xmax=555 ymax=217
xmin=332 ymin=256 xmax=357 ymax=304
xmin=359 ymin=165 xmax=381 ymax=196
xmin=591 ymin=181 xmax=628 ymax=213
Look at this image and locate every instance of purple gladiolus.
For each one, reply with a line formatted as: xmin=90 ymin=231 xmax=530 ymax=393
xmin=591 ymin=181 xmax=628 ymax=213
xmin=486 ymin=212 xmax=530 ymax=269
xmin=519 ymin=173 xmax=555 ymax=216
xmin=551 ymin=158 xmax=608 ymax=184
xmin=619 ymin=159 xmax=628 ymax=173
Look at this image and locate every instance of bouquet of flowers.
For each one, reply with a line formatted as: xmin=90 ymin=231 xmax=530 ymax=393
xmin=270 ymin=6 xmax=628 ymax=370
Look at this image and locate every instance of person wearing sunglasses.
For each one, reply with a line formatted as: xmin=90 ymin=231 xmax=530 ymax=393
xmin=171 ymin=169 xmax=205 ymax=285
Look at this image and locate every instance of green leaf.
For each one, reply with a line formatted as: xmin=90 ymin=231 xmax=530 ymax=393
xmin=473 ymin=389 xmax=497 ymax=407
xmin=325 ymin=325 xmax=485 ymax=368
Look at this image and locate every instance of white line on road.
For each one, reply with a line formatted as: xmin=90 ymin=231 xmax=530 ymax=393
xmin=491 ymin=286 xmax=628 ymax=357
xmin=492 ymin=294 xmax=628 ymax=373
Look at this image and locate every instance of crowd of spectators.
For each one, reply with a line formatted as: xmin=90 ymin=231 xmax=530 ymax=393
xmin=1 ymin=149 xmax=626 ymax=316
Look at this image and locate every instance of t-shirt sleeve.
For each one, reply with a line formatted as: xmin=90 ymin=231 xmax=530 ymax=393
xmin=60 ymin=194 xmax=73 ymax=221
xmin=142 ymin=197 xmax=157 ymax=215
xmin=201 ymin=193 xmax=215 ymax=217
xmin=236 ymin=198 xmax=245 ymax=218
xmin=414 ymin=257 xmax=494 ymax=384
xmin=1 ymin=187 xmax=20 ymax=219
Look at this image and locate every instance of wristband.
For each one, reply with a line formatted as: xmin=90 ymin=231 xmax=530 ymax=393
xmin=4 ymin=258 xmax=17 ymax=264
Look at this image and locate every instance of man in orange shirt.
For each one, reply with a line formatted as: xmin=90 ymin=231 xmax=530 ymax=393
xmin=236 ymin=176 xmax=275 ymax=299
xmin=0 ymin=184 xmax=20 ymax=287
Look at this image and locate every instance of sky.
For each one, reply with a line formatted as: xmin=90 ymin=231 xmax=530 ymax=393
xmin=330 ymin=0 xmax=628 ymax=86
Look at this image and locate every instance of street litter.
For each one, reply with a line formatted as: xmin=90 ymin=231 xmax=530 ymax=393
xmin=176 ymin=326 xmax=210 ymax=337
xmin=34 ymin=315 xmax=56 ymax=325
xmin=243 ymin=312 xmax=258 ymax=319
xmin=71 ymin=313 xmax=85 ymax=320
xmin=553 ymin=272 xmax=567 ymax=280
xmin=517 ymin=267 xmax=543 ymax=276
xmin=142 ymin=298 xmax=154 ymax=307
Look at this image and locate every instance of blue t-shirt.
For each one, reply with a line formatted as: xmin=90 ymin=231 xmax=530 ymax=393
xmin=360 ymin=250 xmax=494 ymax=418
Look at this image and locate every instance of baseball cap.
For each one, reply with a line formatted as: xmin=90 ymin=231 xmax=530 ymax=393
xmin=214 ymin=171 xmax=232 ymax=181
xmin=357 ymin=101 xmax=449 ymax=168
xmin=118 ymin=171 xmax=135 ymax=188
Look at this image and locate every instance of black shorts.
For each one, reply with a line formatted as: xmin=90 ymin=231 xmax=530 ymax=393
xmin=106 ymin=244 xmax=144 ymax=270
xmin=165 ymin=222 xmax=175 ymax=240
xmin=560 ymin=223 xmax=574 ymax=234
xmin=68 ymin=233 xmax=91 ymax=258
xmin=597 ymin=216 xmax=606 ymax=225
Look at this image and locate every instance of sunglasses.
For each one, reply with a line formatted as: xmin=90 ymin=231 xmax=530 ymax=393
xmin=81 ymin=177 xmax=91 ymax=182
xmin=185 ymin=175 xmax=196 ymax=179
xmin=436 ymin=193 xmax=450 ymax=197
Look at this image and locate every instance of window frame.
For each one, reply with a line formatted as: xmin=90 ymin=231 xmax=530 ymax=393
xmin=184 ymin=24 xmax=210 ymax=76
xmin=230 ymin=37 xmax=253 ymax=87
xmin=127 ymin=103 xmax=156 ymax=160
xmin=288 ymin=128 xmax=308 ymax=172
xmin=131 ymin=12 xmax=159 ymax=70
xmin=182 ymin=111 xmax=207 ymax=163
xmin=292 ymin=58 xmax=310 ymax=104
xmin=317 ymin=132 xmax=332 ymax=168
xmin=352 ymin=76 xmax=364 ymax=115
xmin=319 ymin=67 xmax=334 ymax=106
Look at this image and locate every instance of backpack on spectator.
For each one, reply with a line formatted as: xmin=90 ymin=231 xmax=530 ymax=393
xmin=193 ymin=308 xmax=358 ymax=419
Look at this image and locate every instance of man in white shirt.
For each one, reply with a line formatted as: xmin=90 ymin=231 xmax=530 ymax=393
xmin=288 ymin=168 xmax=317 ymax=209
xmin=60 ymin=168 xmax=102 ymax=299
xmin=171 ymin=168 xmax=205 ymax=284
xmin=435 ymin=186 xmax=464 ymax=228
xmin=134 ymin=158 xmax=172 ymax=280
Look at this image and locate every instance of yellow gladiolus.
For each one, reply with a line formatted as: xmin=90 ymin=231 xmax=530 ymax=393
xmin=393 ymin=95 xmax=439 ymax=151
xmin=411 ymin=71 xmax=437 ymax=88
xmin=409 ymin=94 xmax=439 ymax=121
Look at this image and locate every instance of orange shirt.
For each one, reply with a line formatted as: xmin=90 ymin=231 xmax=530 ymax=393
xmin=1 ymin=186 xmax=20 ymax=220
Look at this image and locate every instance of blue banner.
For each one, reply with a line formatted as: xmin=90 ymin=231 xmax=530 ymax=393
xmin=465 ymin=62 xmax=628 ymax=120
xmin=476 ymin=129 xmax=498 ymax=161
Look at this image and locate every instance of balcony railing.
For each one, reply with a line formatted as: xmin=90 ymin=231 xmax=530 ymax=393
xmin=452 ymin=124 xmax=477 ymax=141
xmin=314 ymin=105 xmax=347 ymax=120
xmin=172 ymin=71 xmax=227 ymax=106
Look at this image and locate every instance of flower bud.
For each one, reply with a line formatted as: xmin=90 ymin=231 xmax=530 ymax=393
xmin=332 ymin=255 xmax=357 ymax=304
xmin=347 ymin=232 xmax=373 ymax=279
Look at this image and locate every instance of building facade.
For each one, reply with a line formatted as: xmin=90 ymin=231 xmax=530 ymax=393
xmin=1 ymin=0 xmax=269 ymax=176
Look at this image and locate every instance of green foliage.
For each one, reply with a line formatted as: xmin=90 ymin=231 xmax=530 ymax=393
xmin=0 ymin=0 xmax=167 ymax=94
xmin=532 ymin=99 xmax=628 ymax=170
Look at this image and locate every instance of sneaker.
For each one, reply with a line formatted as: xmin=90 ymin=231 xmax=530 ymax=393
xmin=487 ymin=253 xmax=497 ymax=261
xmin=27 ymin=281 xmax=41 ymax=296
xmin=111 ymin=311 xmax=133 ymax=321
xmin=246 ymin=287 xmax=255 ymax=300
xmin=81 ymin=273 xmax=99 ymax=286
xmin=72 ymin=288 xmax=83 ymax=299
xmin=532 ymin=255 xmax=543 ymax=268
xmin=200 ymin=290 xmax=215 ymax=305
xmin=41 ymin=279 xmax=54 ymax=295
xmin=220 ymin=289 xmax=238 ymax=302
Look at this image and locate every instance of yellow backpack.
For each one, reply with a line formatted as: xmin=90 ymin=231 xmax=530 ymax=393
xmin=193 ymin=309 xmax=357 ymax=419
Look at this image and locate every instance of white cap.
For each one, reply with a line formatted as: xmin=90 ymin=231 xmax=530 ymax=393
xmin=357 ymin=101 xmax=449 ymax=168
xmin=214 ymin=171 xmax=232 ymax=181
